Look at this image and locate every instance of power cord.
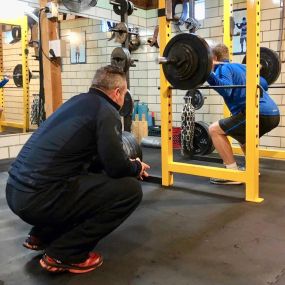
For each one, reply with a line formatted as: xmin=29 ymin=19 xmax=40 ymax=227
xmin=49 ymin=48 xmax=57 ymax=59
xmin=38 ymin=8 xmax=60 ymax=65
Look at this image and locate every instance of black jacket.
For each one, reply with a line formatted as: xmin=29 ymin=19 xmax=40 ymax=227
xmin=8 ymin=88 xmax=141 ymax=192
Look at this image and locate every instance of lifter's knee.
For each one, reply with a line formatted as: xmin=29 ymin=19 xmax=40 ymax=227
xmin=119 ymin=177 xmax=143 ymax=204
xmin=209 ymin=121 xmax=221 ymax=137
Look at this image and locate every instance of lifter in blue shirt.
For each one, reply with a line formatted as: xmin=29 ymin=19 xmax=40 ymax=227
xmin=207 ymin=44 xmax=280 ymax=184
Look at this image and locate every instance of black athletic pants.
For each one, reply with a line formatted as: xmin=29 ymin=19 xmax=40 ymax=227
xmin=6 ymin=173 xmax=142 ymax=263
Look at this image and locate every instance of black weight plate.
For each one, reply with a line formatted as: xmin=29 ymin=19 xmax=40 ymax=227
xmin=128 ymin=1 xmax=134 ymax=15
xmin=113 ymin=0 xmax=129 ymax=15
xmin=122 ymin=131 xmax=135 ymax=158
xmin=10 ymin=26 xmax=21 ymax=44
xmin=122 ymin=131 xmax=143 ymax=160
xmin=120 ymin=90 xmax=134 ymax=117
xmin=163 ymin=33 xmax=213 ymax=90
xmin=185 ymin=89 xmax=204 ymax=110
xmin=111 ymin=47 xmax=131 ymax=72
xmin=242 ymin=47 xmax=281 ymax=85
xmin=13 ymin=64 xmax=32 ymax=87
xmin=167 ymin=42 xmax=198 ymax=80
xmin=195 ymin=121 xmax=215 ymax=155
xmin=193 ymin=121 xmax=214 ymax=155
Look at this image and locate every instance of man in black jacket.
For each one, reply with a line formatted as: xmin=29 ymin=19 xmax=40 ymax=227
xmin=6 ymin=65 xmax=150 ymax=274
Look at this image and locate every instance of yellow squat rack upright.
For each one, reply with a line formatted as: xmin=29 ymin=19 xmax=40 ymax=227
xmin=158 ymin=0 xmax=263 ymax=203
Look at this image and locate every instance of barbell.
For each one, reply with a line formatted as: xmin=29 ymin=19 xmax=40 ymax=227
xmin=158 ymin=33 xmax=282 ymax=90
xmin=3 ymin=64 xmax=40 ymax=88
xmin=109 ymin=22 xmax=140 ymax=44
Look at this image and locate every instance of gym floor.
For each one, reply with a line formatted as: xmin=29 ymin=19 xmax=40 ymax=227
xmin=1 ymin=147 xmax=285 ymax=285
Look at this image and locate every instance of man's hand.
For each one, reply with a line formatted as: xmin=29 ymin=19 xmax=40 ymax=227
xmin=130 ymin=157 xmax=150 ymax=180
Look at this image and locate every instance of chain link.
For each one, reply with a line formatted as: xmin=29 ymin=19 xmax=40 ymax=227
xmin=181 ymin=96 xmax=195 ymax=156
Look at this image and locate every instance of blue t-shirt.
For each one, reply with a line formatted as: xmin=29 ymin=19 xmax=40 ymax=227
xmin=207 ymin=62 xmax=279 ymax=116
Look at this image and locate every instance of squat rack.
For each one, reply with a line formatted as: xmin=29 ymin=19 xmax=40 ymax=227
xmin=159 ymin=0 xmax=262 ymax=202
xmin=0 ymin=16 xmax=30 ymax=132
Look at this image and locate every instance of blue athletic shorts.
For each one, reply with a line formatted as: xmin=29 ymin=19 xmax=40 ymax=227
xmin=219 ymin=112 xmax=280 ymax=145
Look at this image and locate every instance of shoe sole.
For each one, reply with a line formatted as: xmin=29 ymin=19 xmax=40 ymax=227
xmin=69 ymin=259 xmax=103 ymax=274
xmin=39 ymin=256 xmax=103 ymax=274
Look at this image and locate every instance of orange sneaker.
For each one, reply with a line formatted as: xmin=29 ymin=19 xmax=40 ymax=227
xmin=39 ymin=252 xmax=103 ymax=273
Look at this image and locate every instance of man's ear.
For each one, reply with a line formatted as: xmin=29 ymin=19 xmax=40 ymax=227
xmin=113 ymin=87 xmax=121 ymax=102
xmin=115 ymin=87 xmax=120 ymax=97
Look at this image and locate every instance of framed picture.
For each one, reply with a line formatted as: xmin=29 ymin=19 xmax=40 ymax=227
xmin=70 ymin=31 xmax=86 ymax=64
xmin=233 ymin=8 xmax=247 ymax=55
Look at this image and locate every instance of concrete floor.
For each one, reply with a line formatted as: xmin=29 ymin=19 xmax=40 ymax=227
xmin=1 ymin=148 xmax=285 ymax=285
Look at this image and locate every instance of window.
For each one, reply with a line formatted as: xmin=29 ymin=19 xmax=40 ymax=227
xmin=195 ymin=0 xmax=205 ymax=21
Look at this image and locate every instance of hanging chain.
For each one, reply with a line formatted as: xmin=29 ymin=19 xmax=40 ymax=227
xmin=181 ymin=95 xmax=195 ymax=156
xmin=30 ymin=94 xmax=45 ymax=127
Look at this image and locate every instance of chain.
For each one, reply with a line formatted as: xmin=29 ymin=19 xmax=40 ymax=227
xmin=30 ymin=94 xmax=45 ymax=126
xmin=181 ymin=96 xmax=195 ymax=156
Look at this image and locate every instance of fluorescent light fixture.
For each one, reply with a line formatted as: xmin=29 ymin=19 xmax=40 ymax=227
xmin=195 ymin=0 xmax=205 ymax=21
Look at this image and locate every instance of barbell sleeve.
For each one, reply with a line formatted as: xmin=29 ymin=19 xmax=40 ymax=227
xmin=12 ymin=73 xmax=39 ymax=79
xmin=157 ymin=57 xmax=169 ymax=64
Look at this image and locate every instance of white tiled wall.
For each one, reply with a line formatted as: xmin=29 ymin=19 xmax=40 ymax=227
xmin=2 ymin=0 xmax=285 ymax=154
xmin=0 ymin=133 xmax=32 ymax=159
